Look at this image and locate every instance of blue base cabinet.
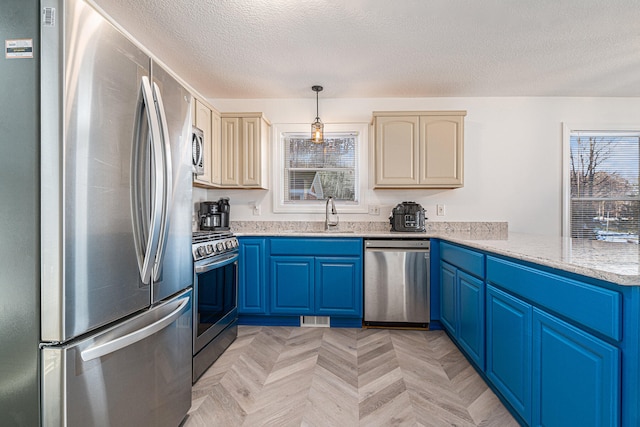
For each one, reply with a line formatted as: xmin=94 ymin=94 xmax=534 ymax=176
xmin=533 ymin=309 xmax=619 ymax=427
xmin=486 ymin=255 xmax=622 ymax=427
xmin=440 ymin=261 xmax=457 ymax=334
xmin=270 ymin=256 xmax=314 ymax=315
xmin=239 ymin=237 xmax=363 ymax=324
xmin=434 ymin=240 xmax=629 ymax=426
xmin=439 ymin=242 xmax=485 ymax=369
xmin=457 ymin=270 xmax=484 ymax=367
xmin=267 ymin=239 xmax=362 ymax=319
xmin=486 ymin=284 xmax=532 ymax=425
xmin=315 ymin=257 xmax=362 ymax=317
xmin=238 ymin=237 xmax=267 ymax=314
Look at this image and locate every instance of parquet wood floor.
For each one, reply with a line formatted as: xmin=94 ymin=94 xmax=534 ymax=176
xmin=184 ymin=326 xmax=519 ymax=427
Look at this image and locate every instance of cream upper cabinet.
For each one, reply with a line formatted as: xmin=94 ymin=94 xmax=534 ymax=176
xmin=220 ymin=117 xmax=240 ymax=186
xmin=192 ymin=98 xmax=221 ymax=187
xmin=373 ymin=111 xmax=466 ymax=188
xmin=210 ymin=109 xmax=221 ymax=185
xmin=221 ymin=113 xmax=270 ymax=189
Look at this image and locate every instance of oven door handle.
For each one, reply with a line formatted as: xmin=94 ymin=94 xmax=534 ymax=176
xmin=195 ymin=251 xmax=239 ymax=274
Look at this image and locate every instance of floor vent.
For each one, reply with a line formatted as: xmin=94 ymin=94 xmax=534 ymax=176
xmin=300 ymin=316 xmax=330 ymax=328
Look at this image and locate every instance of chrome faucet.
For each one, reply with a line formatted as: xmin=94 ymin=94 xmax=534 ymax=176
xmin=325 ymin=196 xmax=339 ymax=230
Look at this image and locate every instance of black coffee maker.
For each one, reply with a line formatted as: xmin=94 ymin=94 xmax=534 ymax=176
xmin=199 ymin=198 xmax=230 ymax=231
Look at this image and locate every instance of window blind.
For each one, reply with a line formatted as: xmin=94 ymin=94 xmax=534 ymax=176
xmin=282 ymin=133 xmax=359 ymax=203
xmin=570 ymin=132 xmax=639 ymax=243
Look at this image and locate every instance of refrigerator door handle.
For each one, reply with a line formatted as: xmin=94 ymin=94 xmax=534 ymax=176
xmin=80 ymin=296 xmax=189 ymax=361
xmin=132 ymin=76 xmax=164 ymax=285
xmin=151 ymin=82 xmax=173 ymax=281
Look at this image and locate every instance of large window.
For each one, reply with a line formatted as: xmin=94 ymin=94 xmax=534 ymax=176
xmin=272 ymin=123 xmax=368 ymax=213
xmin=565 ymin=128 xmax=639 ymax=244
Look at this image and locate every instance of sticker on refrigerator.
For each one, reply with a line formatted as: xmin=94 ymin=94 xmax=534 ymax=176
xmin=5 ymin=39 xmax=33 ymax=59
xmin=42 ymin=7 xmax=56 ymax=27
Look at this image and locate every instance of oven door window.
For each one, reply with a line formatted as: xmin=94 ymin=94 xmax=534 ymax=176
xmin=196 ymin=259 xmax=237 ymax=338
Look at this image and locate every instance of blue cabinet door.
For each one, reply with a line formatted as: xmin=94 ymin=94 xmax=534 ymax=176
xmin=533 ymin=309 xmax=620 ymax=427
xmin=486 ymin=284 xmax=532 ymax=425
xmin=315 ymin=257 xmax=362 ymax=317
xmin=440 ymin=261 xmax=457 ymax=334
xmin=457 ymin=270 xmax=485 ymax=369
xmin=238 ymin=238 xmax=267 ymax=314
xmin=269 ymin=256 xmax=314 ymax=315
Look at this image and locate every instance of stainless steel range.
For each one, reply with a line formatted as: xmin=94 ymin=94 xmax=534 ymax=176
xmin=192 ymin=231 xmax=239 ymax=382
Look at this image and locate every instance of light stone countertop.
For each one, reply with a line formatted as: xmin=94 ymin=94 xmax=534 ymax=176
xmin=231 ymin=221 xmax=640 ymax=286
xmin=441 ymin=233 xmax=640 ymax=287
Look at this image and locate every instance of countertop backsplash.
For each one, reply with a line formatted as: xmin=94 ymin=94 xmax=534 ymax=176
xmin=231 ymin=220 xmax=509 ymax=240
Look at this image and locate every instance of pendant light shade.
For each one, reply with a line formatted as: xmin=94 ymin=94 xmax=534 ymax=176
xmin=311 ymin=85 xmax=324 ymax=143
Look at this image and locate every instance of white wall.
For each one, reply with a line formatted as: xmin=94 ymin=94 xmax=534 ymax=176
xmin=198 ymin=97 xmax=640 ymax=236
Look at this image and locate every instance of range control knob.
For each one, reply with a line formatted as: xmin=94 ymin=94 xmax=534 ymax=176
xmin=206 ymin=244 xmax=214 ymax=254
xmin=197 ymin=246 xmax=206 ymax=257
xmin=217 ymin=242 xmax=225 ymax=251
xmin=225 ymin=240 xmax=232 ymax=249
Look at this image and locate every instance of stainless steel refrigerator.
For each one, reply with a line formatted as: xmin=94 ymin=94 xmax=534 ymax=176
xmin=1 ymin=0 xmax=194 ymax=425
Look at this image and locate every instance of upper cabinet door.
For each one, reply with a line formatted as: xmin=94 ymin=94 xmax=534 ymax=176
xmin=221 ymin=117 xmax=241 ymax=186
xmin=210 ymin=110 xmax=222 ymax=186
xmin=419 ymin=115 xmax=464 ymax=187
xmin=374 ymin=115 xmax=419 ymax=185
xmin=241 ymin=116 xmax=261 ymax=187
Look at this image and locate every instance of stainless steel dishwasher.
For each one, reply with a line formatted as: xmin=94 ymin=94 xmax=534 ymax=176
xmin=364 ymin=239 xmax=430 ymax=329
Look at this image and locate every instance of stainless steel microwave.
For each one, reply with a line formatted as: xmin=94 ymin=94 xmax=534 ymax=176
xmin=192 ymin=126 xmax=204 ymax=175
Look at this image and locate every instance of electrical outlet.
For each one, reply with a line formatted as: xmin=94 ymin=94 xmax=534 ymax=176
xmin=368 ymin=205 xmax=380 ymax=215
xmin=437 ymin=204 xmax=445 ymax=216
xmin=250 ymin=201 xmax=261 ymax=216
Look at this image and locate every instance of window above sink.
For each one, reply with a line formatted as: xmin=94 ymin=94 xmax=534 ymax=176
xmin=272 ymin=123 xmax=369 ymax=214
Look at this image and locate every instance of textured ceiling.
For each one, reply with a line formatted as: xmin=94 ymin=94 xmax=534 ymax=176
xmin=90 ymin=0 xmax=640 ymax=99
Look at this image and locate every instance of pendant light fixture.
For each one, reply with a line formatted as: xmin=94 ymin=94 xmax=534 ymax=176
xmin=311 ymin=85 xmax=324 ymax=143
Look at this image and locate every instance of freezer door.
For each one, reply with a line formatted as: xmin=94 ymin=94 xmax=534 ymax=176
xmin=150 ymin=63 xmax=193 ymax=303
xmin=41 ymin=0 xmax=152 ymax=341
xmin=41 ymin=290 xmax=193 ymax=427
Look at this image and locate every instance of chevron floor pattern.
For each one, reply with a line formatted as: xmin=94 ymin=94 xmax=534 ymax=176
xmin=184 ymin=326 xmax=519 ymax=427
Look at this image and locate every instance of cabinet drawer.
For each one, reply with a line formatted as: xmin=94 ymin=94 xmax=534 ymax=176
xmin=440 ymin=242 xmax=485 ymax=279
xmin=270 ymin=238 xmax=362 ymax=256
xmin=487 ymin=256 xmax=621 ymax=341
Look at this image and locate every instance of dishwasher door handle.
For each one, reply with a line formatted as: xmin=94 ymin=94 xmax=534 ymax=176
xmin=365 ymin=247 xmax=429 ymax=252
xmin=364 ymin=239 xmax=430 ymax=250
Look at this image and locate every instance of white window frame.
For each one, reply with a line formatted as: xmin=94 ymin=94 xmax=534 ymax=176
xmin=562 ymin=122 xmax=640 ymax=238
xmin=272 ymin=122 xmax=368 ymax=213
